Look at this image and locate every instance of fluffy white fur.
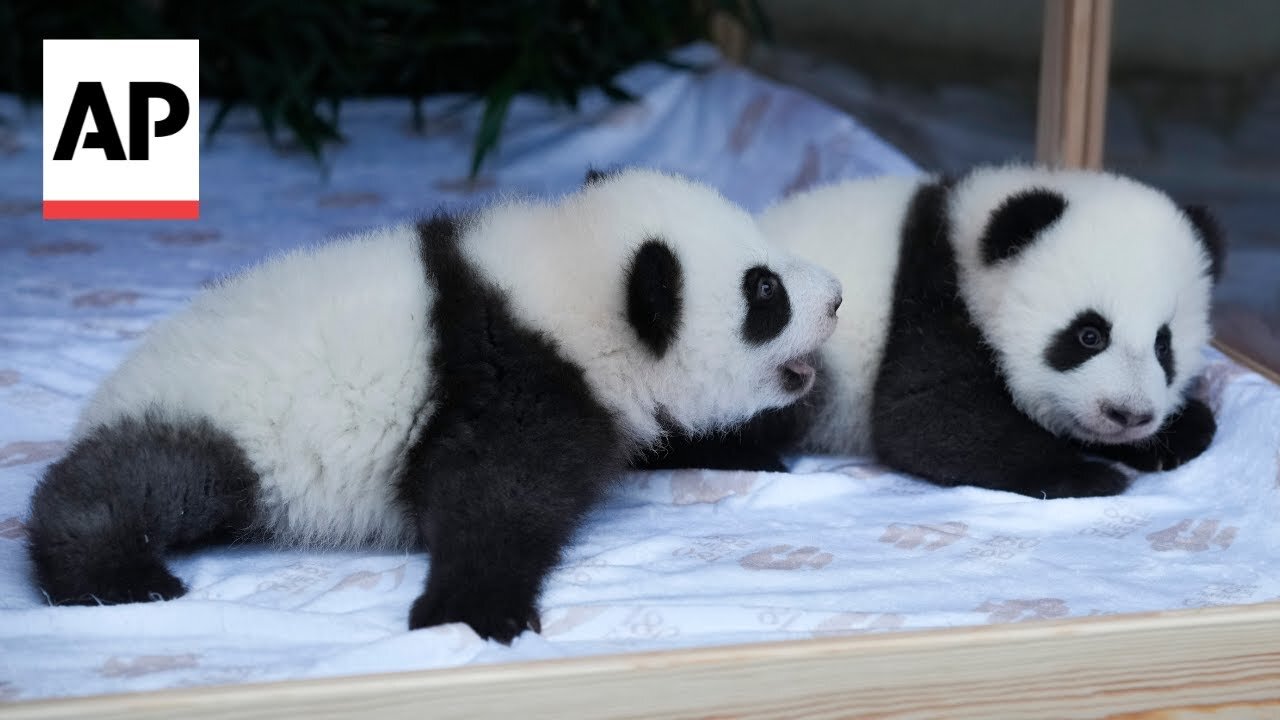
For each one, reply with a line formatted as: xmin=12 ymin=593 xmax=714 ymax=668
xmin=758 ymin=164 xmax=1216 ymax=453
xmin=75 ymin=169 xmax=840 ymax=547
xmin=757 ymin=174 xmax=921 ymax=454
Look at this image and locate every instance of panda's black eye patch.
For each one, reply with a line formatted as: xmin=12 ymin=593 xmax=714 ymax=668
xmin=1045 ymin=310 xmax=1111 ymax=371
xmin=741 ymin=266 xmax=791 ymax=346
xmin=1155 ymin=324 xmax=1175 ymax=386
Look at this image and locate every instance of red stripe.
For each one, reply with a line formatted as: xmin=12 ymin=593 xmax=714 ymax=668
xmin=43 ymin=200 xmax=200 ymax=220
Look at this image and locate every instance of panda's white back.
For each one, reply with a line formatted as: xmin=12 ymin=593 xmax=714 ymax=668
xmin=758 ymin=173 xmax=924 ymax=454
xmin=75 ymin=227 xmax=435 ymax=547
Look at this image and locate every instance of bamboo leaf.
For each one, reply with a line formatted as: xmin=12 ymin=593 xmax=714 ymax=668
xmin=470 ymin=69 xmax=521 ymax=177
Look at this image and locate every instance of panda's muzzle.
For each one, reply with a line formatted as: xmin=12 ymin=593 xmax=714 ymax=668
xmin=780 ymin=354 xmax=818 ymax=394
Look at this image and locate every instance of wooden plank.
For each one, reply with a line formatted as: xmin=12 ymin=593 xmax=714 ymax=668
xmin=1213 ymin=339 xmax=1280 ymax=386
xmin=1082 ymin=0 xmax=1113 ymax=167
xmin=1036 ymin=0 xmax=1070 ymax=164
xmin=1036 ymin=0 xmax=1113 ymax=169
xmin=7 ymin=601 xmax=1280 ymax=720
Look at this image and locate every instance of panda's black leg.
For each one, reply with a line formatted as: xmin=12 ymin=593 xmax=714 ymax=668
xmin=408 ymin=221 xmax=627 ymax=643
xmin=635 ymin=433 xmax=789 ymax=472
xmin=26 ymin=414 xmax=258 ymax=606
xmin=632 ymin=403 xmax=808 ymax=473
xmin=400 ymin=346 xmax=623 ymax=644
xmin=404 ymin=428 xmax=619 ymax=644
xmin=1085 ymin=398 xmax=1217 ymax=472
xmin=873 ymin=380 xmax=1130 ymax=499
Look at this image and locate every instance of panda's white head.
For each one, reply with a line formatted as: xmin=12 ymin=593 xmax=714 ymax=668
xmin=560 ymin=168 xmax=844 ymax=439
xmin=950 ymin=165 xmax=1225 ymax=445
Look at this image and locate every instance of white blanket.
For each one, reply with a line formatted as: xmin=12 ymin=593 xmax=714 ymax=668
xmin=1 ymin=44 xmax=1277 ymax=704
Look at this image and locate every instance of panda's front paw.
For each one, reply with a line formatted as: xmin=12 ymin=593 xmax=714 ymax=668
xmin=409 ymin=587 xmax=541 ymax=644
xmin=1035 ymin=460 xmax=1130 ymax=499
xmin=1151 ymin=398 xmax=1216 ymax=470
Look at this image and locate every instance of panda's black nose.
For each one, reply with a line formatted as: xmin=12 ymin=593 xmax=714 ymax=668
xmin=1102 ymin=403 xmax=1154 ymax=429
xmin=829 ymin=295 xmax=842 ymax=317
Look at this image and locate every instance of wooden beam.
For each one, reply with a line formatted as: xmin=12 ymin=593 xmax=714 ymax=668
xmin=1036 ymin=0 xmax=1113 ymax=169
xmin=1213 ymin=339 xmax=1280 ymax=386
xmin=7 ymin=601 xmax=1280 ymax=720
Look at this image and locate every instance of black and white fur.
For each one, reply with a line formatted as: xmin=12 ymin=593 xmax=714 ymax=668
xmin=642 ymin=165 xmax=1224 ymax=499
xmin=26 ymin=169 xmax=842 ymax=643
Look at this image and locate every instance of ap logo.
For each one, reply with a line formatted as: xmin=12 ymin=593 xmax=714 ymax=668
xmin=43 ymin=39 xmax=199 ymax=220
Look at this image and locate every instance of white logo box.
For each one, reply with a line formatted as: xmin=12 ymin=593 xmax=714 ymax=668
xmin=43 ymin=39 xmax=199 ymax=220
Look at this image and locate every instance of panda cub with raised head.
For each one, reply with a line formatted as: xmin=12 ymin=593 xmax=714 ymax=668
xmin=644 ymin=165 xmax=1224 ymax=499
xmin=27 ymin=168 xmax=842 ymax=643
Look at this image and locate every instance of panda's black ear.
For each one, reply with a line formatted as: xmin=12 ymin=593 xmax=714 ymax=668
xmin=1182 ymin=204 xmax=1226 ymax=282
xmin=584 ymin=166 xmax=618 ymax=186
xmin=626 ymin=239 xmax=683 ymax=358
xmin=980 ymin=188 xmax=1067 ymax=265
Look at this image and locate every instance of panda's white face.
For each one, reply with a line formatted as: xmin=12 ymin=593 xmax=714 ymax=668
xmin=645 ymin=235 xmax=844 ymax=433
xmin=951 ymin=167 xmax=1222 ymax=445
xmin=461 ymin=168 xmax=842 ymax=442
xmin=595 ymin=170 xmax=845 ymax=436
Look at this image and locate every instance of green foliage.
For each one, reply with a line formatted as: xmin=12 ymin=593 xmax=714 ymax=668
xmin=1 ymin=0 xmax=770 ymax=175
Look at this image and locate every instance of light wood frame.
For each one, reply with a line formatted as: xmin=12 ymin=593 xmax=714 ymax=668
xmin=1036 ymin=0 xmax=1113 ymax=169
xmin=8 ymin=602 xmax=1280 ymax=720
xmin=7 ymin=3 xmax=1279 ymax=718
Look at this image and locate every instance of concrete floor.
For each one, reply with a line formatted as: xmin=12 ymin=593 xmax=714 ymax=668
xmin=747 ymin=44 xmax=1280 ymax=374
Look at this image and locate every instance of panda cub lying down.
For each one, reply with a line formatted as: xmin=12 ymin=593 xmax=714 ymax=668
xmin=642 ymin=164 xmax=1225 ymax=500
xmin=26 ymin=169 xmax=842 ymax=643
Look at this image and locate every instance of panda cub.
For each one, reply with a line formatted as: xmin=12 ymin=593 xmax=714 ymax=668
xmin=27 ymin=169 xmax=842 ymax=643
xmin=643 ymin=165 xmax=1225 ymax=499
